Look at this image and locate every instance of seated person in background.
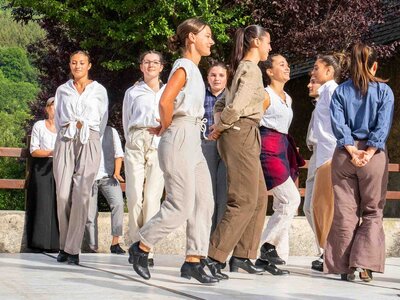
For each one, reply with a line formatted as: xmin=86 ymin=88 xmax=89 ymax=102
xmin=27 ymin=97 xmax=59 ymax=252
xmin=84 ymin=125 xmax=126 ymax=254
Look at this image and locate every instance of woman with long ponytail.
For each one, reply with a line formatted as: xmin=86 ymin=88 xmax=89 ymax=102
xmin=204 ymin=25 xmax=271 ymax=276
xmin=325 ymin=43 xmax=394 ymax=282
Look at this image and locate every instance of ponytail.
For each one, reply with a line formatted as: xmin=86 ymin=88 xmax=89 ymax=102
xmin=350 ymin=43 xmax=387 ymax=96
xmin=229 ymin=25 xmax=268 ymax=84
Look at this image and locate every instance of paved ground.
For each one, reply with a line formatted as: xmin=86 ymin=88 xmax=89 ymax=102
xmin=1 ymin=253 xmax=399 ymax=299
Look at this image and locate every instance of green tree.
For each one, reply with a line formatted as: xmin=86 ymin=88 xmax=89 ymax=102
xmin=0 ymin=48 xmax=39 ymax=210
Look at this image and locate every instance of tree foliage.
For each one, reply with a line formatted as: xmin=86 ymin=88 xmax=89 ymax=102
xmin=0 ymin=46 xmax=40 ymax=210
xmin=237 ymin=0 xmax=399 ymax=61
xmin=0 ymin=2 xmax=45 ymax=48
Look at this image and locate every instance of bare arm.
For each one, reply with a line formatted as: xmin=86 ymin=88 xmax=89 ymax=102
xmin=113 ymin=157 xmax=124 ymax=182
xmin=31 ymin=149 xmax=53 ymax=158
xmin=150 ymin=68 xmax=186 ymax=136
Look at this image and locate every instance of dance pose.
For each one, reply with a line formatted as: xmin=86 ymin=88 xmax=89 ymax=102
xmin=205 ymin=25 xmax=271 ymax=277
xmin=128 ymin=18 xmax=218 ymax=284
xmin=256 ymin=54 xmax=303 ymax=273
xmin=53 ymin=50 xmax=108 ymax=265
xmin=123 ymin=51 xmax=166 ymax=266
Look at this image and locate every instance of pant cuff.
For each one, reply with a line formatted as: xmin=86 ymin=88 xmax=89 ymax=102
xmin=232 ymin=248 xmax=258 ymax=260
xmin=208 ymin=244 xmax=230 ymax=263
xmin=138 ymin=231 xmax=154 ymax=250
xmin=186 ymin=250 xmax=208 ymax=257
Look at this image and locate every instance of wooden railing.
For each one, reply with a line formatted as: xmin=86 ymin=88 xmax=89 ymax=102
xmin=1 ymin=146 xmax=400 ymax=200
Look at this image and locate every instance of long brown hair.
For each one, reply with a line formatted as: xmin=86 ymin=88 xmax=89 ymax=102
xmin=317 ymin=52 xmax=349 ymax=83
xmin=350 ymin=43 xmax=387 ymax=96
xmin=229 ymin=25 xmax=268 ymax=80
xmin=168 ymin=18 xmax=209 ymax=53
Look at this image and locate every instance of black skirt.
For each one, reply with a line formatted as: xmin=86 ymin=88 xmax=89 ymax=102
xmin=26 ymin=157 xmax=59 ymax=251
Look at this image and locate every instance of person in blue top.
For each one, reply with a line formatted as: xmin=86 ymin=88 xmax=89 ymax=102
xmin=325 ymin=43 xmax=394 ymax=282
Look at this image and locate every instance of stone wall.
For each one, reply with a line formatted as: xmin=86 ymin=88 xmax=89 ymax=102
xmin=1 ymin=211 xmax=399 ymax=257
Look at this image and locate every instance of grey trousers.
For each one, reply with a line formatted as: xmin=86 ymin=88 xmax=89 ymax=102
xmin=53 ymin=129 xmax=101 ymax=255
xmin=324 ymin=142 xmax=388 ymax=274
xmin=84 ymin=177 xmax=124 ymax=250
xmin=139 ymin=117 xmax=214 ymax=256
xmin=201 ymin=139 xmax=227 ymax=233
xmin=303 ymin=153 xmax=322 ymax=254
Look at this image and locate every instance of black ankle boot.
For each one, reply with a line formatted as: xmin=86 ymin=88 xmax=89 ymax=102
xmin=67 ymin=254 xmax=79 ymax=265
xmin=180 ymin=262 xmax=219 ymax=284
xmin=128 ymin=242 xmax=150 ymax=280
xmin=57 ymin=250 xmax=68 ymax=263
xmin=260 ymin=243 xmax=286 ymax=265
xmin=255 ymin=259 xmax=290 ymax=275
xmin=229 ymin=256 xmax=264 ymax=274
xmin=200 ymin=257 xmax=229 ymax=280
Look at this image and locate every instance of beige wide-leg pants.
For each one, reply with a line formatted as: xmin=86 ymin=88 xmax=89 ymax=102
xmin=312 ymin=160 xmax=334 ymax=250
xmin=324 ymin=143 xmax=388 ymax=274
xmin=125 ymin=128 xmax=164 ymax=245
xmin=53 ymin=129 xmax=101 ymax=255
xmin=138 ymin=116 xmax=214 ymax=256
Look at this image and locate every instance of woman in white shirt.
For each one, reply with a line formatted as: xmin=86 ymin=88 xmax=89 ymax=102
xmin=26 ymin=97 xmax=59 ymax=252
xmin=256 ymin=54 xmax=303 ymax=272
xmin=308 ymin=53 xmax=347 ymax=268
xmin=122 ymin=50 xmax=165 ymax=266
xmin=53 ymin=50 xmax=108 ymax=265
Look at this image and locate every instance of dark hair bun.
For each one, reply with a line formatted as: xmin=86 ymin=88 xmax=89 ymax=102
xmin=168 ymin=34 xmax=181 ymax=53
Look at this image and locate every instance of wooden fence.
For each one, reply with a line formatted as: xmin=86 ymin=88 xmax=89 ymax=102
xmin=1 ymin=146 xmax=400 ymax=200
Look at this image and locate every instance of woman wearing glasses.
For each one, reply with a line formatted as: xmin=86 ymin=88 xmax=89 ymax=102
xmin=122 ymin=50 xmax=166 ymax=266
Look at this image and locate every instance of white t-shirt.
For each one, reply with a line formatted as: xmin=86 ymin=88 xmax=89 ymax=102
xmin=122 ymin=81 xmax=165 ymax=146
xmin=169 ymin=58 xmax=205 ymax=118
xmin=260 ymin=86 xmax=293 ymax=134
xmin=54 ymin=80 xmax=108 ymax=144
xmin=313 ymin=80 xmax=338 ymax=168
xmin=29 ymin=120 xmax=57 ymax=155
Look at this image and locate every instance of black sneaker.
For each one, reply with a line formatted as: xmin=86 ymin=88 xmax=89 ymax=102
xmin=57 ymin=250 xmax=68 ymax=263
xmin=311 ymin=259 xmax=323 ymax=272
xmin=110 ymin=243 xmax=126 ymax=254
xmin=260 ymin=243 xmax=286 ymax=265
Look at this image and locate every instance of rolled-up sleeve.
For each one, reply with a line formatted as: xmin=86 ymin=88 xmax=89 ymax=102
xmin=330 ymin=89 xmax=354 ymax=148
xmin=367 ymin=86 xmax=394 ymax=149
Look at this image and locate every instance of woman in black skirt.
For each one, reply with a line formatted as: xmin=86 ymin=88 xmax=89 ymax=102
xmin=26 ymin=97 xmax=59 ymax=251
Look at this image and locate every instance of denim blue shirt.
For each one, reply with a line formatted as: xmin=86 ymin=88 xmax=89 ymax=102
xmin=330 ymin=79 xmax=394 ymax=150
xmin=203 ymin=87 xmax=225 ymax=136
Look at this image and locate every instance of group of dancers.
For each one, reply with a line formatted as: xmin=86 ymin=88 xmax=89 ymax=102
xmin=27 ymin=17 xmax=394 ymax=285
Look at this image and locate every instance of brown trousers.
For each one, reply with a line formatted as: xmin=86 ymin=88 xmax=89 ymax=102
xmin=312 ymin=160 xmax=334 ymax=249
xmin=324 ymin=143 xmax=388 ymax=274
xmin=208 ymin=119 xmax=267 ymax=262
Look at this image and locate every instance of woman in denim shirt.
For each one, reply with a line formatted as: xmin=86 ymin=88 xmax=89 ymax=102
xmin=325 ymin=43 xmax=394 ymax=282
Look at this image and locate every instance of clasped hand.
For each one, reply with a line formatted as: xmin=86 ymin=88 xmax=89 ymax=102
xmin=208 ymin=124 xmax=222 ymax=141
xmin=350 ymin=149 xmax=373 ymax=167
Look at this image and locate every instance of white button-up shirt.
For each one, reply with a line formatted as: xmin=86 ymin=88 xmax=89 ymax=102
xmin=313 ymin=80 xmax=338 ymax=168
xmin=30 ymin=120 xmax=57 ymax=154
xmin=122 ymin=81 xmax=165 ymax=147
xmin=54 ymin=80 xmax=108 ymax=144
xmin=260 ymin=86 xmax=293 ymax=134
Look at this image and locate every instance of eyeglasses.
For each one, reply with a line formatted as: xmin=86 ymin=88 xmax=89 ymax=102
xmin=142 ymin=60 xmax=161 ymax=66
